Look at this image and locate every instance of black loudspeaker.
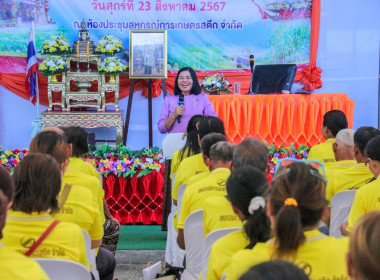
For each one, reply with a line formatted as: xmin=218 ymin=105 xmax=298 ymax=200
xmin=250 ymin=64 xmax=297 ymax=94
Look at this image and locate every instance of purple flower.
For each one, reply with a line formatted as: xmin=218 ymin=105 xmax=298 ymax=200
xmin=273 ymin=152 xmax=280 ymax=158
xmin=303 ymin=152 xmax=308 ymax=158
xmin=289 ymin=154 xmax=296 ymax=158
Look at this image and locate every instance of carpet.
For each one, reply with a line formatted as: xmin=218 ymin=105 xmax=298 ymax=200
xmin=117 ymin=225 xmax=167 ymax=250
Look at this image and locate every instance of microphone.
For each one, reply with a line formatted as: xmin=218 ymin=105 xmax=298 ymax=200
xmin=178 ymin=93 xmax=184 ymax=123
xmin=249 ymin=55 xmax=255 ymax=74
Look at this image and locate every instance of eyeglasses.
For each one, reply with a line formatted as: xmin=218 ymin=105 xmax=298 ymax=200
xmin=365 ymin=158 xmax=371 ymax=166
xmin=273 ymin=158 xmax=326 ymax=183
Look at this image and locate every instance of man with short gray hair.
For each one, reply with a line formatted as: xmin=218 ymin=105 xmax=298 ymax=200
xmin=233 ymin=138 xmax=269 ymax=173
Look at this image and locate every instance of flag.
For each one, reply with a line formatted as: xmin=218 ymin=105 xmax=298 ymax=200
xmin=26 ymin=25 xmax=39 ymax=105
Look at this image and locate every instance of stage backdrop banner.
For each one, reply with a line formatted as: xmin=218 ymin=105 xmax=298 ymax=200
xmin=0 ymin=0 xmax=312 ymax=73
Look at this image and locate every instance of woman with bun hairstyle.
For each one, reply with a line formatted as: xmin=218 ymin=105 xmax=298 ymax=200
xmin=226 ymin=161 xmax=349 ymax=280
xmin=205 ymin=166 xmax=271 ymax=280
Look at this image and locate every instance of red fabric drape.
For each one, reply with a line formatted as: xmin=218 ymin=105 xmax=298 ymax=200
xmin=295 ymin=0 xmax=322 ymax=91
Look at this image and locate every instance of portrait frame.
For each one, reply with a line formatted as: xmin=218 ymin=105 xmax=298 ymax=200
xmin=129 ymin=29 xmax=168 ymax=79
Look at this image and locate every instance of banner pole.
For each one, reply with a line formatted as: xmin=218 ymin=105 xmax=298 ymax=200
xmin=32 ymin=21 xmax=40 ymax=119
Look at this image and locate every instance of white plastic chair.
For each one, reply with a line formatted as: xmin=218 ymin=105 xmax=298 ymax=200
xmin=82 ymin=230 xmax=100 ymax=280
xmin=329 ymin=190 xmax=357 ymax=237
xmin=201 ymin=227 xmax=241 ymax=280
xmin=176 ymin=183 xmax=187 ymax=219
xmin=162 ymin=133 xmax=186 ymax=159
xmin=35 ymin=258 xmax=92 ymax=280
xmin=181 ymin=210 xmax=204 ymax=280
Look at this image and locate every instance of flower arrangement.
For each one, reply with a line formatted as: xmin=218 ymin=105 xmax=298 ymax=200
xmin=200 ymin=73 xmax=232 ymax=95
xmin=0 ymin=147 xmax=27 ymax=173
xmin=38 ymin=55 xmax=69 ymax=76
xmin=98 ymin=57 xmax=128 ymax=75
xmin=41 ymin=35 xmax=72 ymax=54
xmin=95 ymin=35 xmax=124 ymax=55
xmin=266 ymin=1 xmax=291 ymax=12
xmin=268 ymin=143 xmax=310 ymax=173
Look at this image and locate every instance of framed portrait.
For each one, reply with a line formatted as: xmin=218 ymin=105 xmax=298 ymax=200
xmin=129 ymin=29 xmax=167 ymax=79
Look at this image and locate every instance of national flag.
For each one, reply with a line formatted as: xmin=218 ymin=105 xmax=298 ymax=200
xmin=26 ymin=25 xmax=39 ymax=105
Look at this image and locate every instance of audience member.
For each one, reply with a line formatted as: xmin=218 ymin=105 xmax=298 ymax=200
xmin=203 ymin=138 xmax=270 ymax=237
xmin=326 ymin=126 xmax=380 ymax=201
xmin=172 ymin=116 xmax=225 ymax=204
xmin=62 ymin=126 xmax=121 ymax=254
xmin=2 ymin=154 xmax=89 ymax=268
xmin=170 ymin=115 xmax=204 ymax=178
xmin=29 ymin=130 xmax=115 ymax=280
xmin=0 ymin=165 xmax=49 ymax=279
xmin=347 ymin=211 xmax=380 ymax=280
xmin=206 ymin=167 xmax=270 ymax=280
xmin=226 ymin=161 xmax=349 ymax=280
xmin=239 ymin=260 xmax=309 ymax=280
xmin=344 ymin=135 xmax=380 ymax=235
xmin=308 ymin=110 xmax=348 ymax=165
xmin=177 ymin=141 xmax=234 ymax=249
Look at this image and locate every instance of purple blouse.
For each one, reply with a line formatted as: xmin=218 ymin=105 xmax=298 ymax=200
xmin=157 ymin=93 xmax=217 ymax=134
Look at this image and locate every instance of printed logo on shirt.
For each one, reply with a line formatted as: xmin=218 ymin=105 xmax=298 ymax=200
xmin=198 ymin=186 xmax=225 ymax=193
xmin=60 ymin=206 xmax=74 ymax=215
xmin=297 ymin=261 xmax=312 ymax=276
xmin=21 ymin=237 xmax=35 ymax=248
xmin=217 ymin=179 xmax=226 ymax=186
xmin=219 ymin=215 xmax=238 ymax=221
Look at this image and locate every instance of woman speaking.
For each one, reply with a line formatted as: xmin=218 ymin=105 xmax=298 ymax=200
xmin=157 ymin=67 xmax=217 ymax=134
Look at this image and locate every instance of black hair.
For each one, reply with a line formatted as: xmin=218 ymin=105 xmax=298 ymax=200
xmin=61 ymin=126 xmax=89 ymax=157
xmin=209 ymin=142 xmax=234 ymax=162
xmin=269 ymin=162 xmax=326 ymax=258
xmin=200 ymin=132 xmax=227 ymax=158
xmin=233 ymin=138 xmax=269 ymax=171
xmin=354 ymin=126 xmax=380 ymax=156
xmin=239 ymin=260 xmax=310 ymax=280
xmin=178 ymin=115 xmax=204 ymax=162
xmin=0 ymin=166 xmax=14 ymax=239
xmin=197 ymin=116 xmax=225 ymax=140
xmin=12 ymin=153 xmax=61 ymax=214
xmin=322 ymin=110 xmax=348 ymax=137
xmin=226 ymin=166 xmax=270 ymax=249
xmin=174 ymin=67 xmax=202 ymax=95
xmin=365 ymin=135 xmax=380 ymax=162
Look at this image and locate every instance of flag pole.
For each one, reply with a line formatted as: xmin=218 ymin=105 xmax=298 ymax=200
xmin=32 ymin=21 xmax=40 ymax=120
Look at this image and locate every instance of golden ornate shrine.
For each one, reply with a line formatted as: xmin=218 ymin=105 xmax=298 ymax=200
xmin=42 ymin=20 xmax=123 ymax=143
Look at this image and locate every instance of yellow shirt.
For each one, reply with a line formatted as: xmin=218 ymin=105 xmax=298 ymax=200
xmin=69 ymin=157 xmax=101 ymax=184
xmin=307 ymin=138 xmax=336 ymax=166
xmin=203 ymin=196 xmax=242 ymax=236
xmin=325 ymin=160 xmax=357 ymax=183
xmin=63 ymin=162 xmax=105 ymax=224
xmin=172 ymin=153 xmax=208 ymax=200
xmin=206 ymin=229 xmax=248 ymax=280
xmin=187 ymin=170 xmax=211 ymax=187
xmin=347 ymin=177 xmax=380 ymax=232
xmin=0 ymin=244 xmax=49 ymax=280
xmin=226 ymin=230 xmax=349 ymax=280
xmin=178 ymin=168 xmax=230 ymax=229
xmin=52 ymin=183 xmax=104 ymax=241
xmin=326 ymin=163 xmax=373 ymax=202
xmin=2 ymin=211 xmax=89 ymax=269
xmin=170 ymin=150 xmax=182 ymax=178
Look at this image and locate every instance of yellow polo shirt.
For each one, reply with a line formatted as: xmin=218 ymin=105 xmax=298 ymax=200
xmin=69 ymin=157 xmax=101 ymax=184
xmin=170 ymin=150 xmax=182 ymax=178
xmin=226 ymin=230 xmax=349 ymax=280
xmin=0 ymin=244 xmax=49 ymax=279
xmin=52 ymin=183 xmax=104 ymax=241
xmin=172 ymin=153 xmax=208 ymax=200
xmin=206 ymin=228 xmax=248 ymax=280
xmin=325 ymin=160 xmax=357 ymax=183
xmin=326 ymin=163 xmax=373 ymax=202
xmin=177 ymin=168 xmax=230 ymax=229
xmin=347 ymin=177 xmax=380 ymax=232
xmin=307 ymin=138 xmax=336 ymax=166
xmin=187 ymin=170 xmax=211 ymax=187
xmin=2 ymin=211 xmax=89 ymax=269
xmin=63 ymin=164 xmax=105 ymax=224
xmin=203 ymin=196 xmax=242 ymax=236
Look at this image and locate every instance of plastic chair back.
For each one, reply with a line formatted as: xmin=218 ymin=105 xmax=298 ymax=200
xmin=181 ymin=210 xmax=204 ymax=280
xmin=329 ymin=190 xmax=357 ymax=237
xmin=82 ymin=230 xmax=100 ymax=280
xmin=162 ymin=133 xmax=186 ymax=159
xmin=35 ymin=258 xmax=92 ymax=280
xmin=201 ymin=227 xmax=241 ymax=280
xmin=176 ymin=183 xmax=187 ymax=219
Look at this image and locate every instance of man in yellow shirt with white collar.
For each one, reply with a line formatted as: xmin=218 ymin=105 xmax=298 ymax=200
xmin=177 ymin=141 xmax=234 ymax=249
xmin=308 ymin=110 xmax=348 ymax=166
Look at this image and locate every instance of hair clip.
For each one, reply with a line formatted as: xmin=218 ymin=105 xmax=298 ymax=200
xmin=248 ymin=196 xmax=265 ymax=214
